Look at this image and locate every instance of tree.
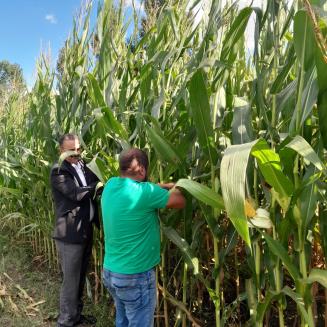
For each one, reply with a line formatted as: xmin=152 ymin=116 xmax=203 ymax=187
xmin=0 ymin=60 xmax=24 ymax=92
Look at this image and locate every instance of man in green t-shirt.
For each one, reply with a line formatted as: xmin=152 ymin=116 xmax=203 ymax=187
xmin=101 ymin=148 xmax=185 ymax=327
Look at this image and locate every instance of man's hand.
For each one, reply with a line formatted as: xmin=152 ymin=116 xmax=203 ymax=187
xmin=158 ymin=182 xmax=185 ymax=208
xmin=93 ymin=182 xmax=104 ymax=199
xmin=166 ymin=187 xmax=186 ymax=209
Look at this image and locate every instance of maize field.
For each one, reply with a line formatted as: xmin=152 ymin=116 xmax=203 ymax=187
xmin=1 ymin=0 xmax=327 ymax=326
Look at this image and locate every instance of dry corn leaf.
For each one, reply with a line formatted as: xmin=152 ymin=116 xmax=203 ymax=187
xmin=26 ymin=312 xmax=37 ymax=317
xmin=27 ymin=306 xmax=40 ymax=312
xmin=8 ymin=296 xmax=19 ymax=312
xmin=0 ymin=284 xmax=7 ymax=296
xmin=15 ymin=284 xmax=33 ymax=301
xmin=3 ymin=272 xmax=13 ymax=281
xmin=26 ymin=300 xmax=46 ymax=309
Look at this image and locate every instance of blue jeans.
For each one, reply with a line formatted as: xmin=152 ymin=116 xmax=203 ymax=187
xmin=103 ymin=268 xmax=156 ymax=327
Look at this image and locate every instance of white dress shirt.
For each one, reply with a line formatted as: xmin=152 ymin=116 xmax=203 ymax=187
xmin=72 ymin=162 xmax=94 ymax=221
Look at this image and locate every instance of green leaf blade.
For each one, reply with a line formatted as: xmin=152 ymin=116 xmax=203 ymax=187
xmin=220 ymin=141 xmax=257 ymax=247
xmin=188 ymin=69 xmax=217 ymax=165
xmin=175 ymin=179 xmax=224 ymax=210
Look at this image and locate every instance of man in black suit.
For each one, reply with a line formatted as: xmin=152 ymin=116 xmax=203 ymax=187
xmin=51 ymin=134 xmax=99 ymax=327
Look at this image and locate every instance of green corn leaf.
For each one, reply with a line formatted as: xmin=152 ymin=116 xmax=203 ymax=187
xmin=175 ymin=179 xmax=224 ymax=210
xmin=300 ymin=167 xmax=318 ymax=233
xmin=294 ymin=10 xmax=315 ymax=71
xmin=134 ymin=26 xmax=156 ymax=53
xmin=94 ymin=106 xmax=129 ymax=141
xmin=199 ymin=203 xmax=220 ymax=239
xmin=87 ymin=73 xmax=106 ymax=107
xmin=317 ymin=90 xmax=327 ymax=149
xmin=289 ymin=68 xmax=318 ymax=133
xmin=251 ymin=139 xmax=293 ymax=210
xmin=282 ymin=287 xmax=314 ymax=327
xmin=285 ymin=135 xmax=324 ymax=172
xmin=257 ymin=287 xmax=314 ymax=327
xmin=300 ymin=69 xmax=318 ymax=126
xmin=218 ymin=226 xmax=238 ymax=271
xmin=162 ymin=224 xmax=199 ymax=275
xmin=0 ymin=186 xmax=21 ymax=196
xmin=305 ymin=269 xmax=327 ymax=289
xmin=220 ymin=141 xmax=257 ymax=248
xmin=270 ymin=45 xmax=296 ymax=94
xmin=148 ymin=18 xmax=168 ymax=58
xmin=315 ymin=36 xmax=327 ymax=149
xmin=263 ymin=232 xmax=300 ymax=281
xmin=277 ymin=79 xmax=297 ymax=119
xmin=188 ymin=69 xmax=217 ymax=165
xmin=139 ymin=63 xmax=152 ymax=100
xmin=231 ymin=97 xmax=253 ymax=144
xmin=145 ymin=125 xmax=181 ymax=166
xmin=166 ymin=7 xmax=179 ymax=40
xmin=220 ymin=7 xmax=253 ymax=63
xmin=256 ymin=290 xmax=280 ymax=324
xmin=87 ymin=157 xmax=105 ymax=182
xmin=100 ymin=151 xmax=119 ymax=177
xmin=162 ymin=224 xmax=219 ymax=307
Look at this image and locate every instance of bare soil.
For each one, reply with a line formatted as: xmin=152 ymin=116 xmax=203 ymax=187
xmin=0 ymin=233 xmax=113 ymax=327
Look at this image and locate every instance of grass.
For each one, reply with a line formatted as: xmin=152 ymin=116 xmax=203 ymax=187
xmin=0 ymin=232 xmax=114 ymax=327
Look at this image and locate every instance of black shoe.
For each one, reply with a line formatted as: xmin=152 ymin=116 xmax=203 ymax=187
xmin=75 ymin=314 xmax=97 ymax=325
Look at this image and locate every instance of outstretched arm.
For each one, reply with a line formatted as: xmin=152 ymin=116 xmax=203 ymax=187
xmin=166 ymin=188 xmax=186 ymax=209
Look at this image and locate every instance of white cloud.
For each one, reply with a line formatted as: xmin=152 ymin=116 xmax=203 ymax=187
xmin=45 ymin=14 xmax=57 ymax=24
xmin=125 ymin=0 xmax=144 ymax=13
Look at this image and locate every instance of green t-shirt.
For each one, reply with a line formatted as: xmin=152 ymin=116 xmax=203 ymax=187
xmin=101 ymin=177 xmax=169 ymax=274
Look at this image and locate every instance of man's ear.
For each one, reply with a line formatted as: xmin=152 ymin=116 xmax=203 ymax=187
xmin=139 ymin=165 xmax=146 ymax=180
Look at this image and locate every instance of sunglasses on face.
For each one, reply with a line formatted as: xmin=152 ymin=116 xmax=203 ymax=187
xmin=66 ymin=147 xmax=81 ymax=158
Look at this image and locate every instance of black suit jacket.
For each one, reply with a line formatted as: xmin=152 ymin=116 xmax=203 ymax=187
xmin=50 ymin=160 xmax=100 ymax=244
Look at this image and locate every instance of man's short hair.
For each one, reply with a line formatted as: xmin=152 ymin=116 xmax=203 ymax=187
xmin=58 ymin=134 xmax=78 ymax=147
xmin=119 ymin=148 xmax=149 ymax=174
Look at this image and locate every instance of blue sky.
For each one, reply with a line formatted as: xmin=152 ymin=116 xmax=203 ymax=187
xmin=0 ymin=0 xmax=92 ymax=88
xmin=0 ymin=0 xmax=144 ymax=88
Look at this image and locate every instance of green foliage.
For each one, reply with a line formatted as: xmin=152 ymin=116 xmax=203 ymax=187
xmin=0 ymin=60 xmax=24 ymax=90
xmin=1 ymin=0 xmax=327 ymax=326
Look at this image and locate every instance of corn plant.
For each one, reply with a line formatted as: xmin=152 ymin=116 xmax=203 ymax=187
xmin=0 ymin=0 xmax=327 ymax=326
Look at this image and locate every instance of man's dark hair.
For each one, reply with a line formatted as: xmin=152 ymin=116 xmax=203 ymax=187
xmin=119 ymin=148 xmax=149 ymax=174
xmin=58 ymin=134 xmax=78 ymax=147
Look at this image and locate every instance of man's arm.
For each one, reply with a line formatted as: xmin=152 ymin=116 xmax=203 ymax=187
xmin=51 ymin=167 xmax=97 ymax=202
xmin=158 ymin=182 xmax=175 ymax=190
xmin=166 ymin=188 xmax=186 ymax=209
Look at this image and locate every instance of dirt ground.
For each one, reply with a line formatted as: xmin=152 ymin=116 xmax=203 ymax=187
xmin=0 ymin=233 xmax=113 ymax=327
